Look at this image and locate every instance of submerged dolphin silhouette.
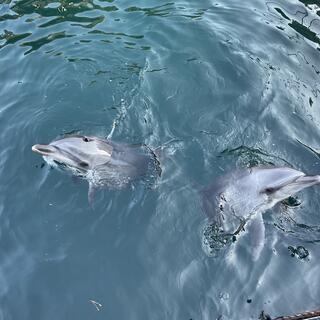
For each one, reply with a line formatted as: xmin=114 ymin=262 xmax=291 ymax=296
xmin=201 ymin=166 xmax=320 ymax=260
xmin=32 ymin=135 xmax=160 ymax=203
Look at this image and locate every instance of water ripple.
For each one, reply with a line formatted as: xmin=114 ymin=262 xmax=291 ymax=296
xmin=1 ymin=0 xmax=320 ymax=318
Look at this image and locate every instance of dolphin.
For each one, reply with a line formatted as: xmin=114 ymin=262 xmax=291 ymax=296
xmin=201 ymin=166 xmax=320 ymax=260
xmin=32 ymin=135 xmax=161 ymax=203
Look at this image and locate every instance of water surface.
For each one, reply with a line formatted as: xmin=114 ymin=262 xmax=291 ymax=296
xmin=0 ymin=0 xmax=320 ymax=319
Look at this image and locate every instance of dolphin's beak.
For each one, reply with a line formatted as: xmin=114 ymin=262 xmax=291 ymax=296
xmin=32 ymin=144 xmax=56 ymax=156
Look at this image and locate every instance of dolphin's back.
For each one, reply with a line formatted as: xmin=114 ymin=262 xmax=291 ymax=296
xmin=91 ymin=142 xmax=155 ymax=188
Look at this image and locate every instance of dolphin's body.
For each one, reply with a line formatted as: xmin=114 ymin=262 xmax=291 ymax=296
xmin=201 ymin=167 xmax=320 ymax=260
xmin=32 ymin=135 xmax=160 ymax=202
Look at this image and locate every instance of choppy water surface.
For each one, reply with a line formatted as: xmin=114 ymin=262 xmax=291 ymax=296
xmin=1 ymin=0 xmax=320 ymax=318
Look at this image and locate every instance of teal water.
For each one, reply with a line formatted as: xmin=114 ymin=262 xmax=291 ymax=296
xmin=1 ymin=0 xmax=320 ymax=319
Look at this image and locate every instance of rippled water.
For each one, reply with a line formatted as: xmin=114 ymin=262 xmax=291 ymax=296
xmin=1 ymin=0 xmax=320 ymax=318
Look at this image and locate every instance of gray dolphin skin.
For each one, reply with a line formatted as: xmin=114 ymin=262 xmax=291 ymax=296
xmin=201 ymin=166 xmax=320 ymax=260
xmin=32 ymin=135 xmax=160 ymax=203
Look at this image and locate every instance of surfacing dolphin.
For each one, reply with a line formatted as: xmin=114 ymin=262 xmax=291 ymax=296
xmin=201 ymin=166 xmax=320 ymax=260
xmin=32 ymin=135 xmax=161 ymax=203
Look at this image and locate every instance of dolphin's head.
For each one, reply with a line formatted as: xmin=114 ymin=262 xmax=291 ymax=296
xmin=32 ymin=135 xmax=112 ymax=174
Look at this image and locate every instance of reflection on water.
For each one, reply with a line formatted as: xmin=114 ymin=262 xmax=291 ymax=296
xmin=219 ymin=145 xmax=291 ymax=167
xmin=0 ymin=0 xmax=208 ymax=57
xmin=0 ymin=0 xmax=320 ymax=318
xmin=273 ymin=1 xmax=320 ymax=45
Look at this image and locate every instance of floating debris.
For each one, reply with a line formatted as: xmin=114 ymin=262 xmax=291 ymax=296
xmin=288 ymin=245 xmax=309 ymax=259
xmin=89 ymin=299 xmax=103 ymax=311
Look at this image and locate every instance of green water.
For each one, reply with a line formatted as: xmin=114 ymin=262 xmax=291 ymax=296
xmin=0 ymin=0 xmax=320 ymax=319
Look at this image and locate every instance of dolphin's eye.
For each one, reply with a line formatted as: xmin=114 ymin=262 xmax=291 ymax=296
xmin=79 ymin=161 xmax=89 ymax=168
xmin=82 ymin=137 xmax=90 ymax=142
xmin=264 ymin=187 xmax=275 ymax=194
